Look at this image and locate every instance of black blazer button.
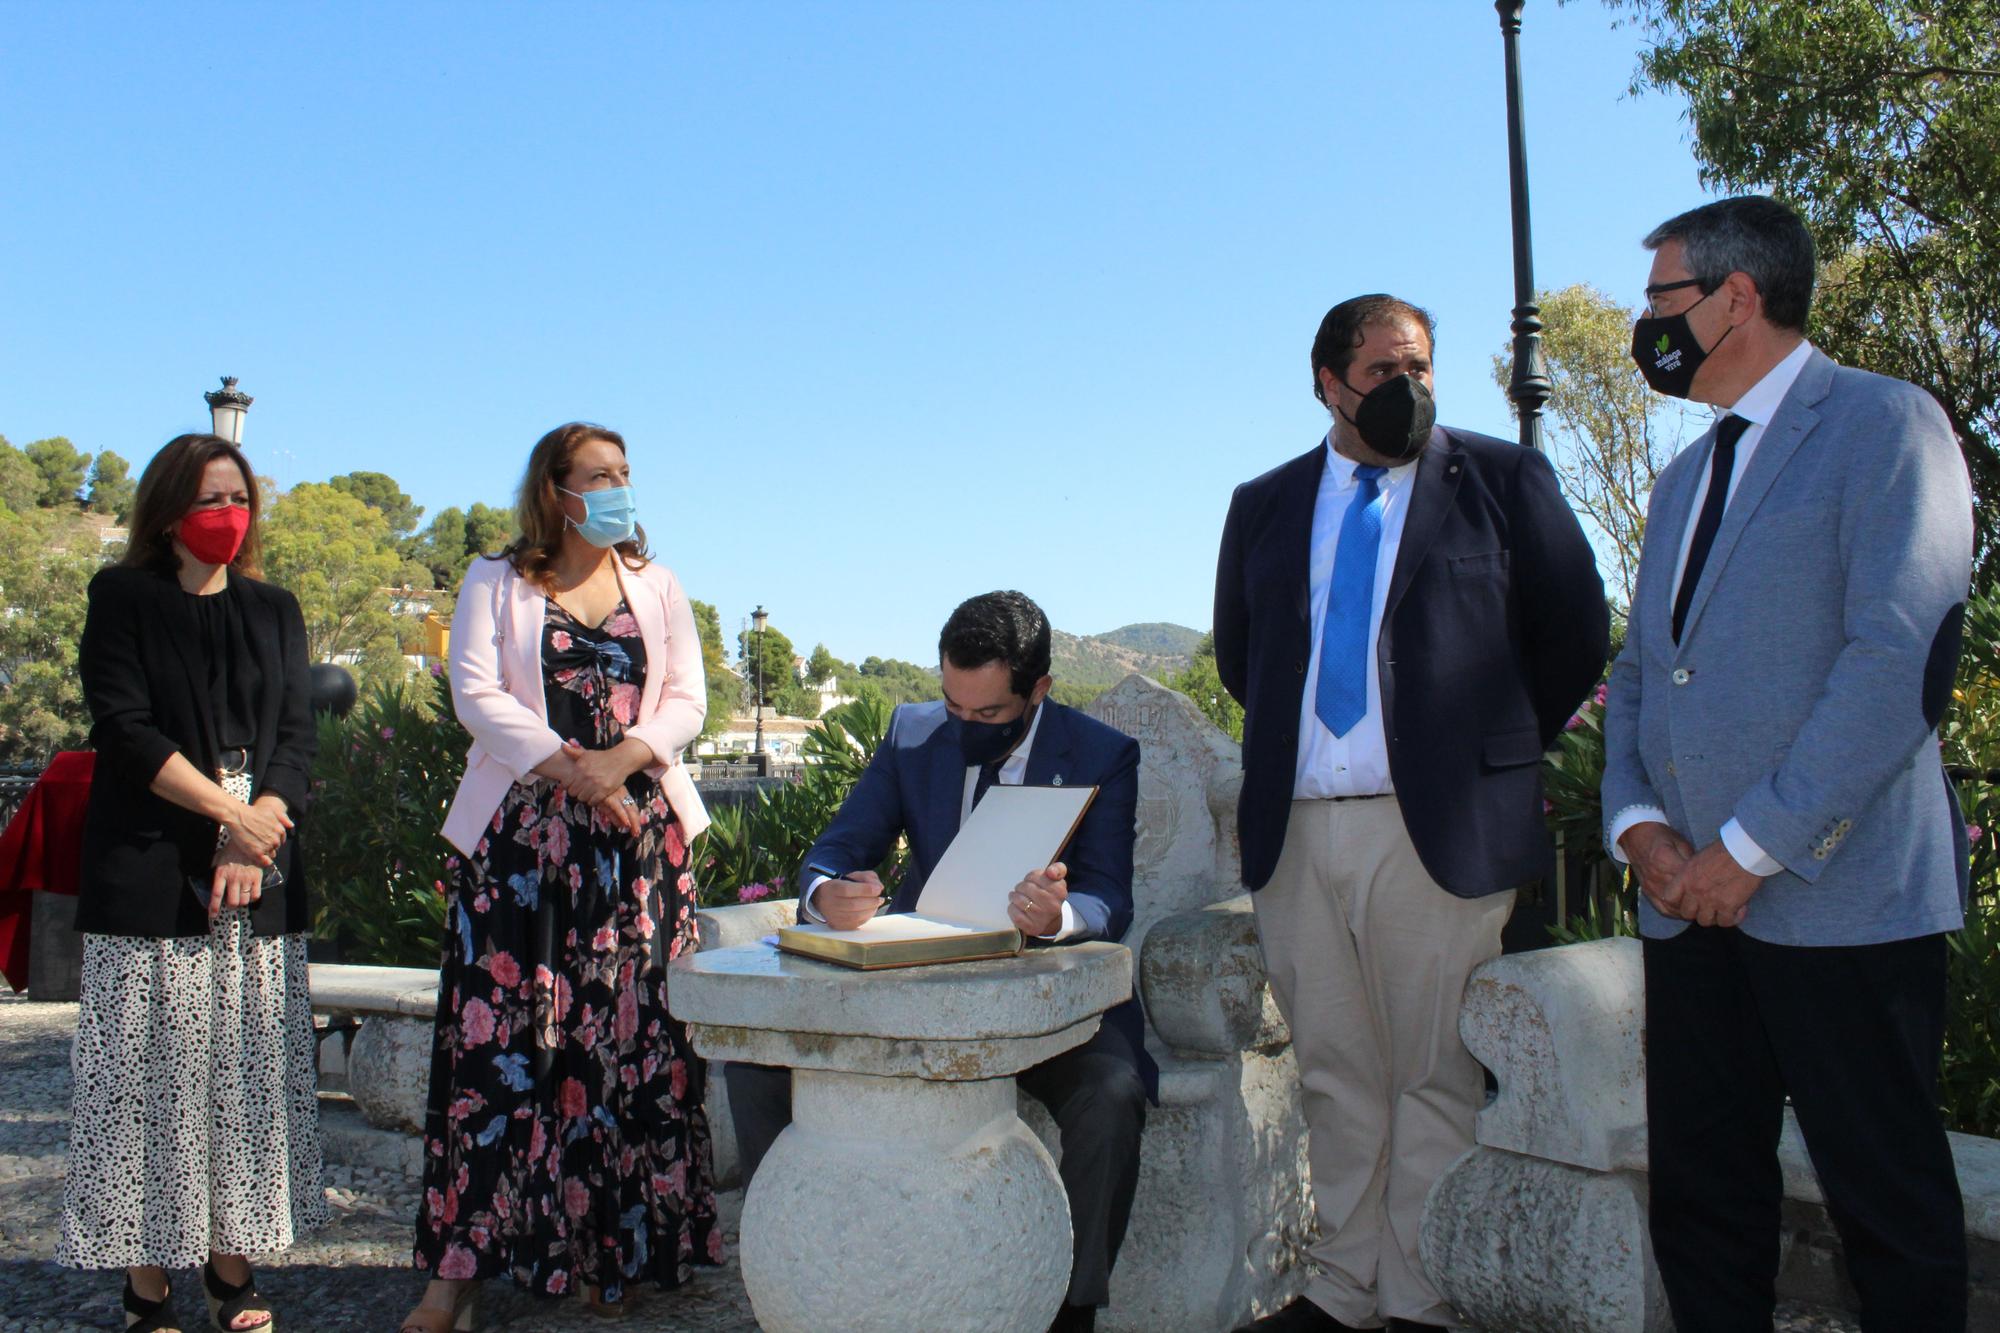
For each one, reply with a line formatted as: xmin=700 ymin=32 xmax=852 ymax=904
xmin=1295 ymin=660 xmax=1305 ymax=673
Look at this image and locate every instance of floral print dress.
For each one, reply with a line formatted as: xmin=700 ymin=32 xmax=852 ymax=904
xmin=415 ymin=597 xmax=721 ymax=1299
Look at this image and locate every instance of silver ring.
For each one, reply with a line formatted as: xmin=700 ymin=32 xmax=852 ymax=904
xmin=620 ymin=797 xmax=636 ymax=806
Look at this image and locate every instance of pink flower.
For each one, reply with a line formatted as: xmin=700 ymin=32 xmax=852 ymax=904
xmin=665 ymin=823 xmax=686 ymax=864
xmin=1970 ymin=824 xmax=1985 ymax=844
xmin=609 ymin=682 xmax=640 ymax=724
xmin=564 ymin=1177 xmax=590 ymax=1219
xmin=560 ymin=1077 xmax=587 ymax=1120
xmin=1564 ymin=711 xmax=1585 ymax=732
xmin=461 ymin=998 xmax=496 ymax=1047
xmin=437 ymin=1244 xmax=478 ymax=1280
xmin=1593 ymin=682 xmax=1609 ymax=706
xmin=669 ymin=1058 xmax=688 ymax=1100
xmin=614 ymin=987 xmax=638 ymax=1043
xmin=603 ymin=611 xmax=639 ymax=637
xmin=380 ymin=725 xmax=396 ymax=739
xmin=488 ymin=951 xmax=521 ymax=988
xmin=543 ymin=817 xmax=571 ymax=867
xmin=551 ymin=630 xmax=573 ymax=651
xmin=738 ymin=882 xmax=773 ymax=903
xmin=545 ymin=1271 xmax=568 ymax=1295
xmin=592 ymin=924 xmax=617 ymax=952
xmin=635 ymin=911 xmax=655 ymax=939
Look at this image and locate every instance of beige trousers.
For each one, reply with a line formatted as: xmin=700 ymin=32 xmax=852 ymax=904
xmin=1252 ymin=797 xmax=1513 ymax=1328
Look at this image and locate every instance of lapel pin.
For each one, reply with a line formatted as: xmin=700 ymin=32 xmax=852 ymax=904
xmin=1052 ymin=775 xmax=1064 ymax=786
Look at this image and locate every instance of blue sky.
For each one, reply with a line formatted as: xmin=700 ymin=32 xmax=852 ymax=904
xmin=2 ymin=1 xmax=1708 ymax=664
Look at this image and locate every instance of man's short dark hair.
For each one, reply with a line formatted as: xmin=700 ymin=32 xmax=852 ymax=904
xmin=1311 ymin=294 xmax=1436 ymax=406
xmin=939 ymin=591 xmax=1052 ymax=698
xmin=1643 ymin=195 xmax=1816 ymax=332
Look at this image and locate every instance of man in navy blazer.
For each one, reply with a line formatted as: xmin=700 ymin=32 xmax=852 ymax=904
xmin=725 ymin=591 xmax=1151 ymax=1333
xmin=1215 ymin=295 xmax=1607 ymax=1332
xmin=1606 ymin=196 xmax=1973 ymax=1330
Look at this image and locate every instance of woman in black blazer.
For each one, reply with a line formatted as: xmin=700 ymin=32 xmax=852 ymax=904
xmin=56 ymin=434 xmax=326 ymax=1333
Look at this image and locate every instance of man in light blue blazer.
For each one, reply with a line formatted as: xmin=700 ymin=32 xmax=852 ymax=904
xmin=1602 ymin=195 xmax=1973 ymax=1331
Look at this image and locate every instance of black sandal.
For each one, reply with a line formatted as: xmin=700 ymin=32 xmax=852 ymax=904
xmin=122 ymin=1275 xmax=182 ymax=1332
xmin=201 ymin=1261 xmax=272 ymax=1332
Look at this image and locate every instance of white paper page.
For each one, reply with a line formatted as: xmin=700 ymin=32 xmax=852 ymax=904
xmin=915 ymin=784 xmax=1096 ymax=931
xmin=788 ymin=913 xmax=998 ymax=944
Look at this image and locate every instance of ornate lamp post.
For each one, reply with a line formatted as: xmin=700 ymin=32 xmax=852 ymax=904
xmin=751 ymin=605 xmax=768 ymax=755
xmin=204 ymin=376 xmax=254 ymax=445
xmin=1496 ymin=1 xmax=1549 ymax=451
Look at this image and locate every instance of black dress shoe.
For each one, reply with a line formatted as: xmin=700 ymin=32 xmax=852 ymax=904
xmin=1387 ymin=1322 xmax=1452 ymax=1332
xmin=1048 ymin=1304 xmax=1097 ymax=1333
xmin=1231 ymin=1296 xmax=1365 ymax=1332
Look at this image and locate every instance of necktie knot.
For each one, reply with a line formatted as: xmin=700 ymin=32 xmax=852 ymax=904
xmin=1353 ymin=464 xmax=1387 ymax=485
xmin=1715 ymin=414 xmax=1750 ymax=453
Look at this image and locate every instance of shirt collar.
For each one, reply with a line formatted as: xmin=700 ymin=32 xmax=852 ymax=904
xmin=1723 ymin=338 xmax=1814 ymax=427
xmin=1322 ymin=433 xmax=1419 ymax=490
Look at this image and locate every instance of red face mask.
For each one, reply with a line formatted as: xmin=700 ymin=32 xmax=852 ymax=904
xmin=178 ymin=505 xmax=251 ymax=566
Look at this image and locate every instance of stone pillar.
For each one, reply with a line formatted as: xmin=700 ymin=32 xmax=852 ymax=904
xmin=669 ymin=941 xmax=1133 ymax=1333
xmin=1417 ymin=938 xmax=1672 ymax=1333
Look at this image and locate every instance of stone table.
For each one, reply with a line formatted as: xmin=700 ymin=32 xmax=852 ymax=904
xmin=668 ymin=940 xmax=1132 ymax=1333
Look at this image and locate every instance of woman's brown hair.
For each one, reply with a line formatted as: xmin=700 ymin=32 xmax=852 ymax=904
xmin=121 ymin=433 xmax=264 ymax=578
xmin=501 ymin=422 xmax=650 ymax=586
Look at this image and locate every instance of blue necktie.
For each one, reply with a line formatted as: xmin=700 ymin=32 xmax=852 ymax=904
xmin=1315 ymin=464 xmax=1388 ymax=738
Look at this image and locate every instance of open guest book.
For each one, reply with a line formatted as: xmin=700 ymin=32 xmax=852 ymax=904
xmin=777 ymin=783 xmax=1098 ymax=970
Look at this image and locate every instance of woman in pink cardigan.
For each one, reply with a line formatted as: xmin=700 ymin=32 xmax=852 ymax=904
xmin=402 ymin=423 xmax=720 ymax=1333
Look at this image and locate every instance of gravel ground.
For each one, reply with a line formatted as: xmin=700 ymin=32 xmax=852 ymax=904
xmin=0 ymin=987 xmax=1858 ymax=1332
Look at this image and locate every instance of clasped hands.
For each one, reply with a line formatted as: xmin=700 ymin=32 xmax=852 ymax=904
xmin=536 ymin=738 xmax=655 ymax=837
xmin=816 ymin=862 xmax=1071 ymax=937
xmin=1619 ymin=820 xmax=1762 ymax=928
xmin=209 ymin=794 xmax=292 ymax=916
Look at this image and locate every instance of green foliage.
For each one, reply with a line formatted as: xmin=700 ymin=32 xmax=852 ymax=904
xmin=1493 ymin=285 xmax=1684 ymax=606
xmin=1163 ymin=632 xmax=1243 ymax=742
xmin=855 ymin=655 xmax=939 ymax=708
xmin=694 ymin=695 xmax=902 ymax=904
xmin=689 ymin=599 xmax=739 ymax=738
xmin=1092 ymin=622 xmax=1204 ymax=656
xmin=85 ymin=450 xmax=136 ymax=522
xmin=307 ymin=671 xmax=467 ymax=965
xmin=0 ymin=440 xmax=44 ymax=515
xmin=261 ymin=482 xmax=406 ymax=671
xmin=1596 ymin=0 xmax=2000 ymax=583
xmin=1049 ymin=627 xmax=1194 ymax=697
xmin=329 ymin=470 xmax=425 ymax=544
xmin=737 ymin=620 xmax=796 ymax=707
xmin=804 ymin=643 xmax=843 ymax=684
xmin=24 ymin=437 xmax=89 ymax=508
xmin=774 ymin=680 xmax=822 ymax=718
xmin=413 ymin=502 xmax=517 ymax=589
xmin=0 ymin=508 xmax=106 ymax=761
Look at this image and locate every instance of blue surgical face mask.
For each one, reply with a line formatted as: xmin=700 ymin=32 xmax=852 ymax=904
xmin=558 ymin=484 xmax=638 ymax=548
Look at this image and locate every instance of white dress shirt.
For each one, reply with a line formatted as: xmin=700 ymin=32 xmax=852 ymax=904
xmin=800 ymin=702 xmax=1094 ymax=939
xmin=1294 ymin=435 xmax=1418 ymax=799
xmin=1608 ymin=338 xmax=1815 ymax=875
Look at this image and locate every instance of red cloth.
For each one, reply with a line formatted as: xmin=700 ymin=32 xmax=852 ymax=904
xmin=0 ymin=750 xmax=96 ymax=992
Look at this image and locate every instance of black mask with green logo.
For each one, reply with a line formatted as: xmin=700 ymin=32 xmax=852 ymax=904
xmin=1630 ymin=288 xmax=1734 ymax=399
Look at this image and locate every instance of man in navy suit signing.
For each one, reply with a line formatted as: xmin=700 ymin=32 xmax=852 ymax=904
xmin=725 ymin=590 xmax=1151 ymax=1333
xmin=1215 ymin=295 xmax=1608 ymax=1332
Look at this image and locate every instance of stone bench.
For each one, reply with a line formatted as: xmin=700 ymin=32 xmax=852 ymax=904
xmin=308 ymin=962 xmax=440 ymax=1135
xmin=692 ymin=891 xmax=1310 ymax=1332
xmin=1417 ymin=937 xmax=2000 ymax=1330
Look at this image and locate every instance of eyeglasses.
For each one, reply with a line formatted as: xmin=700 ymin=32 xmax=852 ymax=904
xmin=1642 ymin=277 xmax=1721 ymax=317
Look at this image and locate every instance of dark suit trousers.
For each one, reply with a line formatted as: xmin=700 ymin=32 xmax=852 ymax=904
xmin=1644 ymin=926 xmax=1966 ymax=1332
xmin=725 ymin=1019 xmax=1148 ymax=1308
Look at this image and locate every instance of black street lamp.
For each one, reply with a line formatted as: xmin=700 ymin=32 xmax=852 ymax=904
xmin=751 ymin=605 xmax=768 ymax=755
xmin=1497 ymin=1 xmax=1549 ymax=451
xmin=204 ymin=376 xmax=254 ymax=445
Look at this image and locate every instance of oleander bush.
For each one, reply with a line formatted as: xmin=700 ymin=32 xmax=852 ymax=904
xmin=694 ymin=694 xmax=904 ymax=907
xmin=307 ymin=669 xmax=465 ymax=967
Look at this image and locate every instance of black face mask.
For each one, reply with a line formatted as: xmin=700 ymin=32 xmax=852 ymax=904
xmin=955 ymin=703 xmax=1035 ymax=766
xmin=1630 ymin=288 xmax=1734 ymax=399
xmin=1336 ymin=373 xmax=1435 ymax=462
